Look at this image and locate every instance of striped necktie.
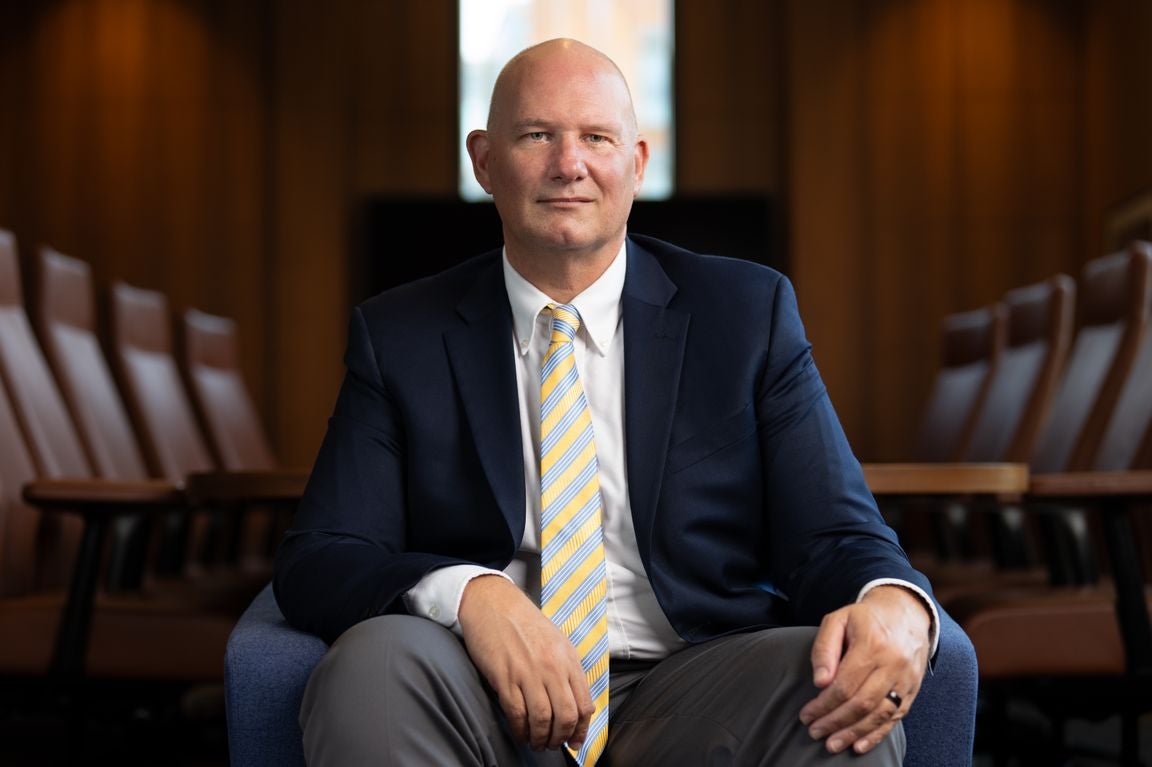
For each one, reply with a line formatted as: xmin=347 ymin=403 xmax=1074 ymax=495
xmin=539 ymin=303 xmax=609 ymax=766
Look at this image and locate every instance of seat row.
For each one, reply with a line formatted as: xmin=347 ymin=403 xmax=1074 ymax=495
xmin=0 ymin=229 xmax=305 ymax=707
xmin=871 ymin=240 xmax=1152 ymax=763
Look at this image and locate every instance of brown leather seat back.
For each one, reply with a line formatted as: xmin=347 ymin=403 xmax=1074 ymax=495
xmin=108 ymin=281 xmax=214 ymax=482
xmin=914 ymin=302 xmax=1007 ymax=462
xmin=0 ymin=233 xmax=91 ymax=480
xmin=962 ymin=275 xmax=1075 ymax=463
xmin=182 ymin=309 xmax=275 ymax=471
xmin=0 ymin=372 xmax=47 ymax=597
xmin=1089 ymin=243 xmax=1152 ymax=471
xmin=35 ymin=247 xmax=150 ymax=481
xmin=0 ymin=231 xmax=85 ymax=585
xmin=1035 ymin=243 xmax=1152 ymax=472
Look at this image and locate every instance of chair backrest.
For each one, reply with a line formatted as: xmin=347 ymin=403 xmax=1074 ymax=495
xmin=182 ymin=309 xmax=276 ymax=471
xmin=0 ymin=370 xmax=47 ymax=597
xmin=0 ymin=231 xmax=86 ymax=585
xmin=1033 ymin=243 xmax=1152 ymax=473
xmin=1085 ymin=243 xmax=1152 ymax=471
xmin=962 ymin=274 xmax=1075 ymax=463
xmin=0 ymin=232 xmax=91 ymax=481
xmin=914 ymin=302 xmax=1007 ymax=462
xmin=34 ymin=246 xmax=151 ymax=481
xmin=108 ymin=281 xmax=214 ymax=482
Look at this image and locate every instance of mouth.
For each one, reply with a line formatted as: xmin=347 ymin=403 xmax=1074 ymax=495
xmin=538 ymin=197 xmax=593 ymax=206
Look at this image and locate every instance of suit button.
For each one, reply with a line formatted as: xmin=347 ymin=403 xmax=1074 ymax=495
xmin=428 ymin=604 xmax=441 ymax=620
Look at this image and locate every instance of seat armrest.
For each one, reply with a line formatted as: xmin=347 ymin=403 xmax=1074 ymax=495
xmin=185 ymin=469 xmax=309 ymax=505
xmin=862 ymin=463 xmax=1029 ymax=496
xmin=23 ymin=478 xmax=186 ymax=515
xmin=1028 ymin=470 xmax=1152 ymax=500
xmin=21 ymin=477 xmax=185 ymax=680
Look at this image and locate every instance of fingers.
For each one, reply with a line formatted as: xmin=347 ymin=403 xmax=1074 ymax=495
xmin=457 ymin=579 xmax=593 ymax=752
xmin=799 ymin=597 xmax=930 ymax=755
xmin=566 ymin=666 xmax=596 ymax=749
xmin=802 ymin=670 xmax=917 ymax=754
xmin=495 ymin=650 xmax=591 ymax=751
xmin=809 ymin=609 xmax=848 ymax=688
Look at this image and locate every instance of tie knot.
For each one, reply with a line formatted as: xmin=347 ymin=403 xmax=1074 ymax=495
xmin=547 ymin=303 xmax=581 ymax=343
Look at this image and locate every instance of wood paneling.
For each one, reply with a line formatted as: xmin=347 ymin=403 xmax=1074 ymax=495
xmin=675 ymin=2 xmax=784 ymax=194
xmin=1083 ymin=0 xmax=1152 ymax=258
xmin=789 ymin=0 xmax=1087 ymax=460
xmin=0 ymin=0 xmax=271 ymax=452
xmin=2 ymin=0 xmax=1150 ymax=470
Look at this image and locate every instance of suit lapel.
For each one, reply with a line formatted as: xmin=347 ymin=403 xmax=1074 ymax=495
xmin=443 ymin=256 xmax=526 ymax=547
xmin=622 ymin=240 xmax=689 ymax=555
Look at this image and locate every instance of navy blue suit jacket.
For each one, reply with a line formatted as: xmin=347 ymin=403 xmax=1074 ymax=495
xmin=274 ymin=235 xmax=931 ymax=645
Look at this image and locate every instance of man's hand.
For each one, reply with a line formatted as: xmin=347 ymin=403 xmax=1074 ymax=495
xmin=798 ymin=585 xmax=932 ymax=755
xmin=457 ymin=574 xmax=595 ymax=752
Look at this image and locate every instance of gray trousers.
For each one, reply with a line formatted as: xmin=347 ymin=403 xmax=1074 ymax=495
xmin=300 ymin=616 xmax=905 ymax=766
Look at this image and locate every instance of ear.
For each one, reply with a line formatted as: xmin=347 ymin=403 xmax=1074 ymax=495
xmin=466 ymin=130 xmax=494 ymax=194
xmin=632 ymin=137 xmax=650 ymax=196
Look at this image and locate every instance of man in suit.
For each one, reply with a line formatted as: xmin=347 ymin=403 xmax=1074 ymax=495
xmin=275 ymin=38 xmax=935 ymax=765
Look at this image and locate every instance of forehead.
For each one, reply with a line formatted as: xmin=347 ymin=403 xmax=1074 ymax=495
xmin=495 ymin=53 xmax=633 ymax=131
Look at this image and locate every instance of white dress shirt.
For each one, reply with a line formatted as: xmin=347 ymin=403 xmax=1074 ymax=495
xmin=404 ymin=242 xmax=938 ymax=658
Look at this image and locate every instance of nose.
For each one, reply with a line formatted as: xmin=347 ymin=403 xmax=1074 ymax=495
xmin=550 ymin=135 xmax=587 ymax=183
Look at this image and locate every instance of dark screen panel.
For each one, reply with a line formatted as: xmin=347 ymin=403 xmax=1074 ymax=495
xmin=357 ymin=196 xmax=776 ymax=303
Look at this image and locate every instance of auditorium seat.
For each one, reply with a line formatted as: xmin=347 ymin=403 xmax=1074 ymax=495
xmin=0 ymin=230 xmax=235 ymax=687
xmin=946 ymin=243 xmax=1152 ymax=764
xmin=108 ymin=281 xmax=305 ymax=584
xmin=180 ymin=308 xmax=302 ymax=565
xmin=869 ymin=273 xmax=1074 ymax=590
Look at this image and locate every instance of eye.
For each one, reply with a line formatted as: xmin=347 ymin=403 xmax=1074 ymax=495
xmin=586 ymin=134 xmax=607 ymax=144
xmin=526 ymin=131 xmax=548 ymax=142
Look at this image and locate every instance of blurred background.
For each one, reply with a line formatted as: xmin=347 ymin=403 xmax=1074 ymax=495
xmin=3 ymin=0 xmax=1146 ymax=470
xmin=0 ymin=0 xmax=1149 ymax=764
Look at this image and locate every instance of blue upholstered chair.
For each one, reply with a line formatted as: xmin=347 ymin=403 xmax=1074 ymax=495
xmin=225 ymin=582 xmax=978 ymax=767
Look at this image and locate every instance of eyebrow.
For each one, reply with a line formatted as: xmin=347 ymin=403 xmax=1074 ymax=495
xmin=510 ymin=119 xmax=622 ymax=136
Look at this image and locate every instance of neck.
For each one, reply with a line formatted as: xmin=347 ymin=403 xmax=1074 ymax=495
xmin=505 ymin=239 xmax=623 ymax=304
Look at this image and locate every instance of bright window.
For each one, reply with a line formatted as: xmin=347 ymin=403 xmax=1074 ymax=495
xmin=459 ymin=0 xmax=674 ymax=200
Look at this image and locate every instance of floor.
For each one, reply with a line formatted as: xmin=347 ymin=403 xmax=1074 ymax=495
xmin=0 ymin=681 xmax=229 ymax=767
xmin=0 ymin=681 xmax=1148 ymax=766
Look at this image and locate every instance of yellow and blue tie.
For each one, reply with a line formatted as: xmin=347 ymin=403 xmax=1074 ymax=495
xmin=539 ymin=304 xmax=609 ymax=766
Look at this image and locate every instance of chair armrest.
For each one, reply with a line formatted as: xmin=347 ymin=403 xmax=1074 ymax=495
xmin=1025 ymin=469 xmax=1152 ymax=676
xmin=21 ymin=477 xmax=185 ymax=680
xmin=185 ymin=469 xmax=309 ymax=505
xmin=862 ymin=463 xmax=1030 ymax=496
xmin=226 ymin=584 xmax=328 ymax=767
xmin=23 ymin=478 xmax=186 ymax=515
xmin=1028 ymin=470 xmax=1152 ymax=500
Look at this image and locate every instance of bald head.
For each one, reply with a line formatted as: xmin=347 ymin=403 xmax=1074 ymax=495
xmin=487 ymin=38 xmax=639 ymax=139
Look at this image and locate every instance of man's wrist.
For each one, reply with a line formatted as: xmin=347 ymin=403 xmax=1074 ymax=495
xmin=403 ymin=565 xmax=511 ymax=634
xmin=857 ymin=579 xmax=939 ymax=656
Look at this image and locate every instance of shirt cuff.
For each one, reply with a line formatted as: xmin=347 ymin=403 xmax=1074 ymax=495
xmin=856 ymin=578 xmax=940 ymax=658
xmin=403 ymin=565 xmax=512 ymax=635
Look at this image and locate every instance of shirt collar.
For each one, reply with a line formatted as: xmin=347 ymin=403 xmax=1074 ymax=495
xmin=502 ymin=240 xmax=627 ymax=357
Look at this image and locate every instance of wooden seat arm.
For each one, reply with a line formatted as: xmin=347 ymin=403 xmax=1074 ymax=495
xmin=22 ymin=478 xmax=185 ymax=514
xmin=1028 ymin=470 xmax=1152 ymax=501
xmin=185 ymin=468 xmax=310 ymax=504
xmin=862 ymin=462 xmax=1030 ymax=496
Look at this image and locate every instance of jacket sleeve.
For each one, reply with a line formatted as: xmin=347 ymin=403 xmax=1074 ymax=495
xmin=755 ymin=276 xmax=935 ymax=625
xmin=273 ymin=307 xmax=474 ymax=644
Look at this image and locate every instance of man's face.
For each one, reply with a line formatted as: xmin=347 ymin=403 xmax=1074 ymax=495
xmin=467 ymin=50 xmax=649 ymax=263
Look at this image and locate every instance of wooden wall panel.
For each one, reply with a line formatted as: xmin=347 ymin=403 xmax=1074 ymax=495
xmin=1083 ymin=0 xmax=1152 ymax=258
xmin=267 ymin=0 xmax=356 ymax=468
xmin=3 ymin=0 xmax=1149 ymax=471
xmin=0 ymin=0 xmax=270 ymax=458
xmin=676 ymin=2 xmax=783 ymax=194
xmin=786 ymin=2 xmax=871 ymax=450
xmin=789 ymin=0 xmax=1084 ymax=460
xmin=351 ymin=0 xmax=458 ymax=197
